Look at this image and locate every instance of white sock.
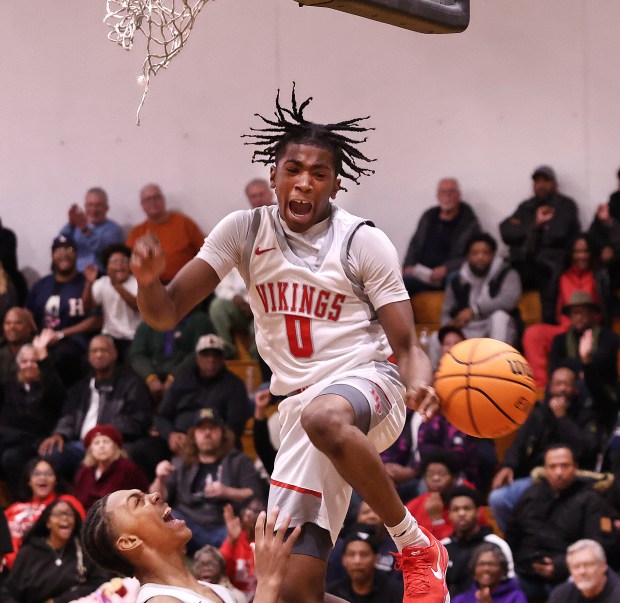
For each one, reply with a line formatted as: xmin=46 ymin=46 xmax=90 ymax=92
xmin=386 ymin=508 xmax=430 ymax=552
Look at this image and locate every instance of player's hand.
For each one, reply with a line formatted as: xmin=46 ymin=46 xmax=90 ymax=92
xmin=223 ymin=503 xmax=242 ymax=542
xmin=253 ymin=508 xmax=301 ymax=600
xmin=532 ymin=557 xmax=554 ymax=577
xmin=406 ymin=384 xmax=439 ymax=422
xmin=491 ymin=467 xmax=514 ymax=490
xmin=130 ymin=232 xmax=166 ymax=287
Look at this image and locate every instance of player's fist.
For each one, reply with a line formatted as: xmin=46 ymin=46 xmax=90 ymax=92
xmin=130 ymin=233 xmax=166 ymax=287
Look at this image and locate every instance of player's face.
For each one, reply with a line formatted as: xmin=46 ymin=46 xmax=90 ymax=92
xmin=567 ymin=547 xmax=607 ymax=597
xmin=270 ymin=143 xmax=341 ymax=233
xmin=448 ymin=496 xmax=477 ymax=536
xmin=84 ymin=192 xmax=108 ymax=223
xmin=544 ymin=447 xmax=577 ymax=492
xmin=107 ymin=489 xmax=191 ymax=552
xmin=473 ymin=551 xmax=504 ymax=589
xmin=342 ymin=541 xmax=376 ymax=582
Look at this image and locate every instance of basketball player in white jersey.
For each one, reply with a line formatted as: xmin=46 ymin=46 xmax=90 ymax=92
xmin=82 ymin=490 xmax=300 ymax=603
xmin=130 ymin=87 xmax=450 ymax=603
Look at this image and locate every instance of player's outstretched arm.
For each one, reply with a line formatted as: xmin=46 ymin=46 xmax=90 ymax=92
xmin=131 ymin=233 xmax=220 ymax=330
xmin=377 ymin=299 xmax=438 ymax=420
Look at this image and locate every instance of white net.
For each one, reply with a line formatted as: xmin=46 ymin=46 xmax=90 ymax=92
xmin=104 ymin=0 xmax=211 ymax=124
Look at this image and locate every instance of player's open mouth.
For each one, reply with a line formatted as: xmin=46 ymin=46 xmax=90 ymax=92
xmin=289 ymin=199 xmax=312 ymax=217
xmin=162 ymin=507 xmax=173 ymax=522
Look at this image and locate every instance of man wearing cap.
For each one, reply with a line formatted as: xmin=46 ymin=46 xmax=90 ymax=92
xmin=488 ymin=365 xmax=600 ymax=533
xmin=327 ymin=528 xmax=403 ymax=602
xmin=155 ymin=334 xmax=251 ymax=453
xmin=500 ymin=165 xmax=580 ymax=323
xmin=38 ymin=334 xmax=152 ymax=480
xmin=59 ymin=187 xmax=124 ymax=273
xmin=549 ymin=291 xmax=620 ymax=450
xmin=25 ymin=235 xmax=102 ymax=386
xmin=150 ymin=407 xmax=264 ymax=552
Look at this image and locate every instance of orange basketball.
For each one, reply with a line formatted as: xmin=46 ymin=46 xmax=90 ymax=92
xmin=434 ymin=338 xmax=536 ymax=439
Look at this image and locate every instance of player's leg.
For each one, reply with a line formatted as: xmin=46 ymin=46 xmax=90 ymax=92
xmin=301 ymin=393 xmax=408 ymax=528
xmin=301 ymin=387 xmax=449 ymax=602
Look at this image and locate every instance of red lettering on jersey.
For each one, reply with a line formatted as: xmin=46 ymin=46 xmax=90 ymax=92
xmin=267 ymin=282 xmax=277 ymax=312
xmin=277 ymin=282 xmax=290 ymax=312
xmin=255 ymin=284 xmax=269 ymax=312
xmin=291 ymin=282 xmax=299 ymax=313
xmin=299 ymin=285 xmax=316 ymax=315
xmin=314 ymin=289 xmax=329 ymax=318
xmin=327 ymin=293 xmax=345 ymax=321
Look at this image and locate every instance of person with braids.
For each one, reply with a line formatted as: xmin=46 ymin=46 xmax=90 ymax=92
xmin=81 ymin=490 xmax=300 ymax=603
xmin=129 ymin=85 xmax=447 ymax=603
xmin=1 ymin=498 xmax=108 ymax=603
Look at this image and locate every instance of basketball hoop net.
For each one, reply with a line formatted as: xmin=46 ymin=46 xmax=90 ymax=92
xmin=104 ymin=0 xmax=211 ymax=124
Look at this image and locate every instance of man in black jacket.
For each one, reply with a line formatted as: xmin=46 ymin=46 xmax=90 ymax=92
xmin=38 ymin=334 xmax=151 ymax=479
xmin=488 ymin=364 xmax=600 ymax=533
xmin=402 ymin=178 xmax=481 ymax=295
xmin=549 ymin=539 xmax=620 ymax=603
xmin=441 ymin=486 xmax=514 ymax=598
xmin=155 ymin=334 xmax=251 ymax=453
xmin=505 ymin=445 xmax=616 ymax=601
xmin=500 ymin=165 xmax=580 ymax=323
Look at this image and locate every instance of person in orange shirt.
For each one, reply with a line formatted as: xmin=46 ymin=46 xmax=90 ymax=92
xmin=126 ymin=183 xmax=205 ymax=283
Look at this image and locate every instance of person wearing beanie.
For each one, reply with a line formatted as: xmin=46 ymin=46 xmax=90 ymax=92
xmin=74 ymin=424 xmax=149 ymax=512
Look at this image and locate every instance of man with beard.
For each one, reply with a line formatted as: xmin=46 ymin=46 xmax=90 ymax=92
xmin=439 ymin=232 xmax=521 ymax=346
xmin=150 ymin=407 xmax=264 ymax=552
xmin=500 ymin=165 xmax=580 ymax=323
xmin=26 ymin=236 xmax=102 ymax=386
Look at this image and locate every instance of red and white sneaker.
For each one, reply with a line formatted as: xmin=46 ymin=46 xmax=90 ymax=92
xmin=392 ymin=526 xmax=450 ymax=602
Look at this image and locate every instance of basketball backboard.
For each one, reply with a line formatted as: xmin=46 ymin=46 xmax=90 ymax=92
xmin=294 ymin=0 xmax=470 ymax=34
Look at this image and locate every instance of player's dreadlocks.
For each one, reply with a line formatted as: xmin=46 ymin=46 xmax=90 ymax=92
xmin=242 ymin=83 xmax=376 ymax=188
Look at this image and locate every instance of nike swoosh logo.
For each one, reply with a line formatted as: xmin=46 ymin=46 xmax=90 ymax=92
xmin=255 ymin=246 xmax=276 ymax=255
xmin=431 ymin=542 xmax=444 ymax=580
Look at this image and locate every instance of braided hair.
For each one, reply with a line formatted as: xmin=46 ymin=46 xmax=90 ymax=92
xmin=81 ymin=495 xmax=134 ymax=577
xmin=242 ymin=83 xmax=376 ymax=189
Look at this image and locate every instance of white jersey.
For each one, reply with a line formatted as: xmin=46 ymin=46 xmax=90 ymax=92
xmin=197 ymin=204 xmax=409 ymax=395
xmin=137 ymin=581 xmax=235 ymax=603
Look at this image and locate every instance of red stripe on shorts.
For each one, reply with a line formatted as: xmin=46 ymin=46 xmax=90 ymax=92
xmin=270 ymin=479 xmax=322 ymax=499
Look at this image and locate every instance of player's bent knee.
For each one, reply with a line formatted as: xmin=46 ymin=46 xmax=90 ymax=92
xmin=301 ymin=405 xmax=350 ymax=451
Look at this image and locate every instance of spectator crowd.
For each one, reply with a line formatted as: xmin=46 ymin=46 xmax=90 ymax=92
xmin=1 ymin=167 xmax=620 ymax=602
